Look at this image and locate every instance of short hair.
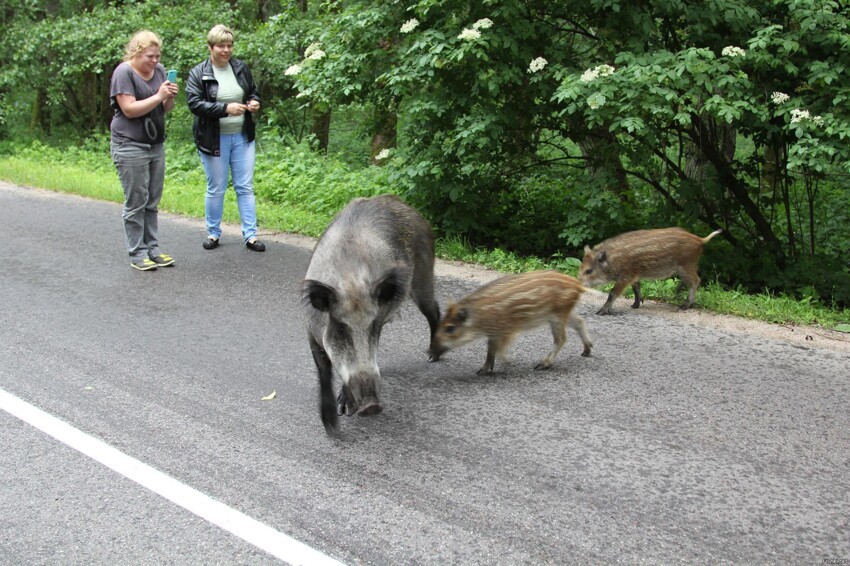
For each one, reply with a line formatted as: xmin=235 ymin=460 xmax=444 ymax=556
xmin=122 ymin=30 xmax=162 ymax=62
xmin=207 ymin=24 xmax=235 ymax=46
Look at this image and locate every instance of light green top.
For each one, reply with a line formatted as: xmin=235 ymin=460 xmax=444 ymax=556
xmin=213 ymin=63 xmax=244 ymax=135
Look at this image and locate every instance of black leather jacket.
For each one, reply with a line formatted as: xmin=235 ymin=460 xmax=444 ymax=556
xmin=186 ymin=58 xmax=260 ymax=156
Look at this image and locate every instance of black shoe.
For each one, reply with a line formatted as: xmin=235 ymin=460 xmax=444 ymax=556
xmin=246 ymin=239 xmax=265 ymax=252
xmin=203 ymin=237 xmax=219 ymax=250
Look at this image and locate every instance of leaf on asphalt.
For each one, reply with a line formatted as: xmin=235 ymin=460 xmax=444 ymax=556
xmin=261 ymin=390 xmax=277 ymax=401
xmin=835 ymin=324 xmax=850 ymax=333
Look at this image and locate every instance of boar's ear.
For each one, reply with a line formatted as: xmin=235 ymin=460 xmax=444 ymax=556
xmin=583 ymin=245 xmax=591 ymax=255
xmin=596 ymin=250 xmax=608 ymax=265
xmin=304 ymin=280 xmax=337 ymax=312
xmin=373 ymin=266 xmax=410 ymax=306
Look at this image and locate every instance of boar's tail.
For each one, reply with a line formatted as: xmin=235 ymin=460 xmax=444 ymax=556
xmin=580 ymin=286 xmax=608 ymax=298
xmin=701 ymin=229 xmax=723 ymax=244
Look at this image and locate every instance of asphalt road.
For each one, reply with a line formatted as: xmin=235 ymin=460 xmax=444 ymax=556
xmin=1 ymin=181 xmax=849 ymax=565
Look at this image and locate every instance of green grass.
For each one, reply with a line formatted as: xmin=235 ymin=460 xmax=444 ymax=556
xmin=434 ymin=235 xmax=850 ymax=329
xmin=0 ymin=156 xmax=124 ymax=204
xmin=1 ymin=143 xmax=849 ymax=332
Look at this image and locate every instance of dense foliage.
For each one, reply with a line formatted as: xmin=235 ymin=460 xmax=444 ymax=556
xmin=1 ymin=0 xmax=849 ymax=306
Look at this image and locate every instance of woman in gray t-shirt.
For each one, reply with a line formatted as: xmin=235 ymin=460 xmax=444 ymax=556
xmin=109 ymin=29 xmax=178 ymax=271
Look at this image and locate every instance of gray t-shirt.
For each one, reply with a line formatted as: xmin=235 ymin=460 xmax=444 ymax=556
xmin=110 ymin=62 xmax=167 ymax=144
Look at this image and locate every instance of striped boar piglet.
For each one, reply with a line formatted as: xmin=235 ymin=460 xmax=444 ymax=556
xmin=580 ymin=227 xmax=723 ymax=315
xmin=435 ymin=271 xmax=592 ymax=375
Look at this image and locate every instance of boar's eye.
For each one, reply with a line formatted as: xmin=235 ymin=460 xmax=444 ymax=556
xmin=444 ymin=324 xmax=456 ymax=335
xmin=584 ymin=268 xmax=593 ymax=276
xmin=327 ymin=319 xmax=353 ymax=349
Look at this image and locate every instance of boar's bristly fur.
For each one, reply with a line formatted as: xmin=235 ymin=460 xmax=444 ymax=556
xmin=303 ymin=194 xmax=442 ymax=432
xmin=580 ymin=227 xmax=722 ymax=315
xmin=435 ymin=270 xmax=592 ymax=375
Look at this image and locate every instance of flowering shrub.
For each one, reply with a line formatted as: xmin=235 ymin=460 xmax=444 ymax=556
xmin=400 ymin=19 xmax=419 ymax=34
xmin=528 ymin=57 xmax=547 ymax=73
xmin=770 ymin=91 xmax=790 ymax=105
xmin=721 ymin=45 xmax=747 ymax=57
xmin=7 ymin=0 xmax=850 ymax=305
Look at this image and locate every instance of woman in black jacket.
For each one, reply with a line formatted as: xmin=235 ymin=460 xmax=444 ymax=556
xmin=186 ymin=24 xmax=265 ymax=252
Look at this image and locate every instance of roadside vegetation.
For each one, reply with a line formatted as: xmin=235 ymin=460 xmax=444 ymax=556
xmin=1 ymin=135 xmax=848 ymax=331
xmin=0 ymin=1 xmax=849 ymax=332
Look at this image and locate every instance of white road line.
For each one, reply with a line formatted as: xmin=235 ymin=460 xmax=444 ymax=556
xmin=0 ymin=388 xmax=345 ymax=566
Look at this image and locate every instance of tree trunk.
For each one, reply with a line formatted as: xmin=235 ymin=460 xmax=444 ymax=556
xmin=370 ymin=110 xmax=397 ymax=164
xmin=575 ymin=127 xmax=629 ymax=200
xmin=30 ymin=89 xmax=48 ymax=134
xmin=257 ymin=0 xmax=282 ymax=21
xmin=763 ymin=141 xmax=796 ymax=258
xmin=691 ymin=115 xmax=785 ymax=263
xmin=683 ymin=120 xmax=736 ymax=226
xmin=311 ymin=107 xmax=331 ymax=152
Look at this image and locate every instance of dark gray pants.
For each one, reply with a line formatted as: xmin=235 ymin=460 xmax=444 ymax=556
xmin=111 ymin=141 xmax=165 ymax=260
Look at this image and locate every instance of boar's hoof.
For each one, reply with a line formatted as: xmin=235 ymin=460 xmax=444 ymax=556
xmin=595 ymin=306 xmax=612 ymax=315
xmin=336 ymin=391 xmax=356 ymax=417
xmin=631 ymin=300 xmax=642 ymax=309
xmin=534 ymin=362 xmax=552 ymax=371
xmin=476 ymin=366 xmax=494 ymax=376
xmin=356 ymin=400 xmax=383 ymax=417
xmin=581 ymin=346 xmax=592 ymax=358
xmin=678 ymin=302 xmax=693 ymax=310
xmin=321 ymin=407 xmax=339 ymax=433
xmin=427 ymin=343 xmax=447 ymax=363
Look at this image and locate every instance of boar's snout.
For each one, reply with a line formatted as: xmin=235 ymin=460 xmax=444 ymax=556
xmin=347 ymin=372 xmax=383 ymax=417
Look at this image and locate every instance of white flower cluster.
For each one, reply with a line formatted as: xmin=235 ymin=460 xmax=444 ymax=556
xmin=473 ymin=18 xmax=493 ymax=30
xmin=790 ymin=108 xmax=824 ymax=126
xmin=587 ymin=92 xmax=606 ymax=109
xmin=401 ymin=18 xmax=419 ymax=34
xmin=375 ymin=148 xmax=392 ymax=161
xmin=791 ymin=108 xmax=809 ymax=122
xmin=458 ymin=28 xmax=482 ymax=41
xmin=770 ymin=91 xmax=790 ymax=105
xmin=528 ymin=57 xmax=548 ymax=73
xmin=305 ymin=45 xmax=326 ymax=61
xmin=285 ymin=42 xmax=326 ymax=81
xmin=580 ymin=64 xmax=615 ymax=83
xmin=721 ymin=46 xmax=746 ymax=57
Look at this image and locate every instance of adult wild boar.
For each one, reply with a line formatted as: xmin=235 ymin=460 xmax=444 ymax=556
xmin=303 ymin=195 xmax=443 ymax=432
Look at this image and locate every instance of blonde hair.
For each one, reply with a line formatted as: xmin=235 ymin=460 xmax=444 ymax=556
xmin=122 ymin=30 xmax=162 ymax=62
xmin=207 ymin=24 xmax=235 ymax=46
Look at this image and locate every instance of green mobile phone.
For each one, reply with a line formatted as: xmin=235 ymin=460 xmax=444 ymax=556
xmin=166 ymin=69 xmax=177 ymax=83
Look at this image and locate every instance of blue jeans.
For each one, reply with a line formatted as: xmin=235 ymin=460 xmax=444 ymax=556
xmin=111 ymin=141 xmax=165 ymax=261
xmin=199 ymin=133 xmax=258 ymax=242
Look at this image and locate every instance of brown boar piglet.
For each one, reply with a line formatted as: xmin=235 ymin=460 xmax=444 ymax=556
xmin=435 ymin=271 xmax=592 ymax=375
xmin=580 ymin=227 xmax=723 ymax=315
